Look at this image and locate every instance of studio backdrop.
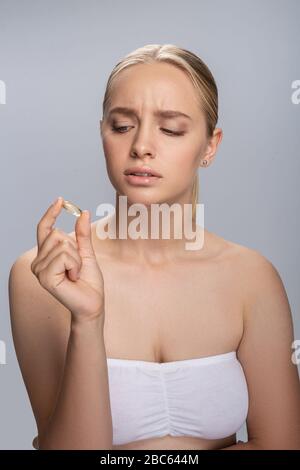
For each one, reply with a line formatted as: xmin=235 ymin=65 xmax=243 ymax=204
xmin=0 ymin=0 xmax=299 ymax=450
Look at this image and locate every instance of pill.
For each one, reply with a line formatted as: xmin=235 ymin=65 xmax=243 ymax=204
xmin=62 ymin=200 xmax=82 ymax=217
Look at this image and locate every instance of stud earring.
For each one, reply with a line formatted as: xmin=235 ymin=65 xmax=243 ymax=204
xmin=202 ymin=160 xmax=208 ymax=166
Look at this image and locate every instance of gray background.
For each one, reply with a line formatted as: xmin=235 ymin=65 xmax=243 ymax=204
xmin=0 ymin=0 xmax=299 ymax=449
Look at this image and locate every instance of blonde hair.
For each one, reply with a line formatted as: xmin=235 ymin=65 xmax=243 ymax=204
xmin=102 ymin=44 xmax=219 ymax=220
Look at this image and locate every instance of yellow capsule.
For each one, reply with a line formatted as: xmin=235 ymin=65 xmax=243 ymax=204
xmin=62 ymin=200 xmax=82 ymax=217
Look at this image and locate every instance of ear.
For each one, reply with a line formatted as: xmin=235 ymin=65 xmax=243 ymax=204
xmin=199 ymin=128 xmax=223 ymax=167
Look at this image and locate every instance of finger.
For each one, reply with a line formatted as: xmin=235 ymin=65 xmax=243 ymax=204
xmin=38 ymin=251 xmax=80 ymax=290
xmin=33 ymin=228 xmax=78 ymax=269
xmin=36 ymin=197 xmax=64 ymax=250
xmin=75 ymin=210 xmax=96 ymax=259
xmin=33 ymin=239 xmax=82 ymax=280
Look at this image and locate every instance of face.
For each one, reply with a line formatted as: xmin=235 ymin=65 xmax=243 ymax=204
xmin=100 ymin=62 xmax=222 ymax=209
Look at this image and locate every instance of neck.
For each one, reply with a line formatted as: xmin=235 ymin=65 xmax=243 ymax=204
xmin=99 ymin=193 xmax=204 ymax=265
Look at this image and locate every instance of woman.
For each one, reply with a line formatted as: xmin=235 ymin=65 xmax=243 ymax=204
xmin=8 ymin=44 xmax=300 ymax=450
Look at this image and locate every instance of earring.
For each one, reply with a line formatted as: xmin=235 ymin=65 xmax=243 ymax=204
xmin=202 ymin=159 xmax=208 ymax=166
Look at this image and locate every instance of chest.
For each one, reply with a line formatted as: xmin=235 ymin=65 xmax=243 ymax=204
xmin=99 ymin=257 xmax=244 ymax=362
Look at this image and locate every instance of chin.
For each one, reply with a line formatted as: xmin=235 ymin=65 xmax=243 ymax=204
xmin=117 ymin=189 xmax=164 ymax=208
xmin=126 ymin=195 xmax=159 ymax=207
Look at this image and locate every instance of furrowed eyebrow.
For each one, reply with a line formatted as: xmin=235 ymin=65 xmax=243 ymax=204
xmin=107 ymin=106 xmax=192 ymax=120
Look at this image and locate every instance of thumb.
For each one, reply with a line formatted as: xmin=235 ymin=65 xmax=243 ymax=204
xmin=75 ymin=210 xmax=95 ymax=258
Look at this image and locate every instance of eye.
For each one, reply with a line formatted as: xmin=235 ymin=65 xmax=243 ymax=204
xmin=161 ymin=128 xmax=185 ymax=137
xmin=111 ymin=125 xmax=130 ymax=133
xmin=111 ymin=126 xmax=185 ymax=136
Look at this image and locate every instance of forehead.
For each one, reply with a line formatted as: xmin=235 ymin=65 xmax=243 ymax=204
xmin=108 ymin=62 xmax=201 ymax=119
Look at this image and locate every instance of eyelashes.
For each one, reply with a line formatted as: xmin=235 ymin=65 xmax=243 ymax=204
xmin=111 ymin=125 xmax=185 ymax=137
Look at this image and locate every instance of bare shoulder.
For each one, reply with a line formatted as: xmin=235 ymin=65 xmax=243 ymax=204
xmin=220 ymin=237 xmax=290 ymax=309
xmin=9 ymin=244 xmax=72 ymax=321
xmin=210 ymin=231 xmax=279 ymax=276
xmin=215 ymin=234 xmax=291 ymax=318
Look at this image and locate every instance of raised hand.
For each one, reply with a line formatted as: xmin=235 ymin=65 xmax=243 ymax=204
xmin=31 ymin=197 xmax=105 ymax=323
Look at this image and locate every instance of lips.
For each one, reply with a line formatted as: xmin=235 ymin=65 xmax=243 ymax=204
xmin=124 ymin=166 xmax=162 ymax=178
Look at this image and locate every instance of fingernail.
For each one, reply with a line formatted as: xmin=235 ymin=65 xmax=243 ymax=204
xmin=83 ymin=210 xmax=90 ymax=220
xmin=53 ymin=196 xmax=63 ymax=206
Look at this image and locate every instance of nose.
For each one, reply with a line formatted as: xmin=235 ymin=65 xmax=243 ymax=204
xmin=129 ymin=122 xmax=156 ymax=160
xmin=130 ymin=148 xmax=155 ymax=160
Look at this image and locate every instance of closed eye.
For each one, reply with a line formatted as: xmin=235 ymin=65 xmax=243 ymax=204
xmin=111 ymin=126 xmax=185 ymax=136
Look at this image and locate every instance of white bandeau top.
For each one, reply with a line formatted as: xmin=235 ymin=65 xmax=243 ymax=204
xmin=106 ymin=350 xmax=249 ymax=446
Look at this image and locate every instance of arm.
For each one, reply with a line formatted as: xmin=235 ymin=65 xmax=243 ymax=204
xmin=221 ymin=440 xmax=262 ymax=450
xmin=39 ymin=316 xmax=113 ymax=450
xmin=221 ymin=250 xmax=300 ymax=450
xmin=9 ymin=252 xmax=113 ymax=450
